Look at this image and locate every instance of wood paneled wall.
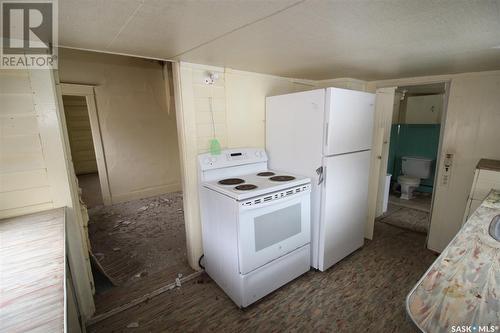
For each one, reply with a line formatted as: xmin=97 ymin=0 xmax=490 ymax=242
xmin=62 ymin=95 xmax=98 ymax=175
xmin=0 ymin=70 xmax=53 ymax=218
xmin=0 ymin=69 xmax=95 ymax=319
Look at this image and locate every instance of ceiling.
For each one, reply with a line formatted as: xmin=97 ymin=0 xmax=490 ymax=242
xmin=59 ymin=0 xmax=500 ymax=80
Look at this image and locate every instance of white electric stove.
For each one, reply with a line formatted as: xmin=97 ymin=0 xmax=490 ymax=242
xmin=198 ymin=148 xmax=311 ymax=307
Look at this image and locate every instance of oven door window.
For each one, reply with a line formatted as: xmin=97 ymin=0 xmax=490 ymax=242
xmin=238 ymin=193 xmax=310 ymax=275
xmin=254 ymin=204 xmax=301 ymax=252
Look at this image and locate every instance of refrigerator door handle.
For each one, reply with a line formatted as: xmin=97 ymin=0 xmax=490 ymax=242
xmin=325 ymin=123 xmax=329 ymax=147
xmin=316 ymin=166 xmax=324 ymax=185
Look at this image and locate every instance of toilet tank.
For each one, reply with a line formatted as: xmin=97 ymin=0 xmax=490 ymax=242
xmin=401 ymin=156 xmax=433 ymax=179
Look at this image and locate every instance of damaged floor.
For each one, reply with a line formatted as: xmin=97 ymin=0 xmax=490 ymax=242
xmin=88 ymin=221 xmax=437 ymax=332
xmin=88 ymin=192 xmax=194 ymax=313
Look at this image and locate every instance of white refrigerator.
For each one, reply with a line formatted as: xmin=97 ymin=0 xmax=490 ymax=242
xmin=266 ymin=87 xmax=375 ymax=271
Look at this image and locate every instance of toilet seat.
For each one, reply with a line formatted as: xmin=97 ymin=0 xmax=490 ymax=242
xmin=398 ymin=175 xmax=420 ymax=186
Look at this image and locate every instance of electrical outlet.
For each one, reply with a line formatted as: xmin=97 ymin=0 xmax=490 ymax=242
xmin=441 ymin=153 xmax=454 ymax=186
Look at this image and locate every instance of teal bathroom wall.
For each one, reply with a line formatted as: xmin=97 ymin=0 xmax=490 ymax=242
xmin=387 ymin=124 xmax=440 ymax=192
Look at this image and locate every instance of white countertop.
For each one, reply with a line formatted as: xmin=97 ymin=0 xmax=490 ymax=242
xmin=406 ymin=190 xmax=500 ymax=332
xmin=0 ymin=208 xmax=65 ymax=332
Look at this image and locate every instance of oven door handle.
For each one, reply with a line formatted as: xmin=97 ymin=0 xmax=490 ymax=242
xmin=239 ymin=188 xmax=310 ymax=211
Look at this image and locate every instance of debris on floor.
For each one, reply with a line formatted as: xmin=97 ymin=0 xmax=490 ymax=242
xmin=175 ymin=273 xmax=183 ymax=287
xmin=126 ymin=322 xmax=139 ymax=328
xmin=88 ymin=223 xmax=436 ymax=332
xmin=89 ymin=252 xmax=118 ymax=286
xmin=133 ymin=271 xmax=148 ymax=279
xmin=88 ymin=192 xmax=193 ymax=287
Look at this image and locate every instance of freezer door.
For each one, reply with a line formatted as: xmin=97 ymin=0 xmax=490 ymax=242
xmin=325 ymin=88 xmax=375 ymax=156
xmin=318 ymin=150 xmax=371 ymax=271
xmin=266 ymin=88 xmax=326 ymax=268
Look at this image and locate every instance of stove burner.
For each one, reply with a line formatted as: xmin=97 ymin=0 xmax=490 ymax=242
xmin=235 ymin=184 xmax=258 ymax=191
xmin=257 ymin=172 xmax=275 ymax=177
xmin=270 ymin=175 xmax=296 ymax=182
xmin=218 ymin=178 xmax=244 ymax=185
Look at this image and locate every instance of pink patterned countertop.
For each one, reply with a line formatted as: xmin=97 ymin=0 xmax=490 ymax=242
xmin=0 ymin=208 xmax=65 ymax=332
xmin=407 ymin=190 xmax=500 ymax=333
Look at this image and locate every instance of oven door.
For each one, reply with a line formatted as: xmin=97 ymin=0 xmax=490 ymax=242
xmin=238 ymin=190 xmax=310 ymax=275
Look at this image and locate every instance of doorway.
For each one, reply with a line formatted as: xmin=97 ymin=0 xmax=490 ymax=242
xmin=368 ymin=82 xmax=449 ymax=240
xmin=62 ymin=95 xmax=103 ymax=208
xmin=60 ymin=83 xmax=111 ymax=208
xmin=58 ymin=54 xmax=193 ymax=318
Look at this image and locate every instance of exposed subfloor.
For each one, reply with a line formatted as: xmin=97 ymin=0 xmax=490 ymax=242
xmin=88 ymin=192 xmax=194 ymax=314
xmin=78 ymin=173 xmax=103 ymax=208
xmin=88 ymin=222 xmax=437 ymax=332
xmin=378 ymin=203 xmax=430 ymax=234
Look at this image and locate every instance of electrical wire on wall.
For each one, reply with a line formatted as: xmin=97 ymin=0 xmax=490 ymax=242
xmin=208 ymin=96 xmax=220 ymax=154
xmin=205 ymin=72 xmax=221 ymax=155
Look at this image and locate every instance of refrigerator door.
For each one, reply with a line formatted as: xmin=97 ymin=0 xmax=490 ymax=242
xmin=266 ymin=89 xmax=326 ymax=268
xmin=318 ymin=150 xmax=371 ymax=271
xmin=324 ymin=88 xmax=375 ymax=156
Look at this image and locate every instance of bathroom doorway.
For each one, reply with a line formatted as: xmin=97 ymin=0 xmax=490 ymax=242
xmin=375 ymin=83 xmax=448 ymax=235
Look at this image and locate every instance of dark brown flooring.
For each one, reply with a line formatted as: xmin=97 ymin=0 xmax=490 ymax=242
xmin=88 ymin=192 xmax=194 ymax=314
xmin=88 ymin=222 xmax=437 ymax=332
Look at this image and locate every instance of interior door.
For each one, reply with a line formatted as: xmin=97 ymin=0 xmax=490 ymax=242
xmin=318 ymin=150 xmax=371 ymax=271
xmin=375 ymin=90 xmax=398 ymax=217
xmin=325 ymin=88 xmax=375 ymax=156
xmin=365 ymin=87 xmax=397 ymax=239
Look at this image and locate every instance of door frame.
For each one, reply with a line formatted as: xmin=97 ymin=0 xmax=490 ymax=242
xmin=60 ymin=83 xmax=112 ymax=205
xmin=366 ymin=81 xmax=451 ymax=240
xmin=366 ymin=87 xmax=396 ymax=239
xmin=426 ymin=81 xmax=451 ymax=240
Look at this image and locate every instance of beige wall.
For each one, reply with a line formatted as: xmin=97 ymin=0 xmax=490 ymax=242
xmin=58 ymin=48 xmax=181 ymax=203
xmin=367 ymin=70 xmax=500 ymax=252
xmin=402 ymin=94 xmax=443 ymax=124
xmin=175 ymin=62 xmax=315 ymax=268
xmin=428 ymin=72 xmax=500 ymax=251
xmin=225 ymin=68 xmax=316 ymax=148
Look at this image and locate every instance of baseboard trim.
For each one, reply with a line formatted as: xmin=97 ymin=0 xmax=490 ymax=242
xmin=86 ymin=270 xmax=203 ymax=326
xmin=110 ymin=183 xmax=182 ymax=204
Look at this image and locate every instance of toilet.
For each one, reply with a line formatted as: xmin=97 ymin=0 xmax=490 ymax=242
xmin=397 ymin=156 xmax=433 ymax=200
